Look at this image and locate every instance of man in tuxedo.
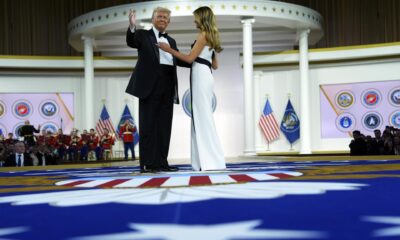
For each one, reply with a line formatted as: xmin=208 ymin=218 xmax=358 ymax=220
xmin=4 ymin=142 xmax=33 ymax=167
xmin=125 ymin=7 xmax=188 ymax=173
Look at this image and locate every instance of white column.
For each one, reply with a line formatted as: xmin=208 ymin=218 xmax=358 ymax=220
xmin=253 ymin=71 xmax=263 ymax=152
xmin=82 ymin=36 xmax=95 ymax=130
xmin=241 ymin=18 xmax=256 ymax=155
xmin=298 ymin=29 xmax=311 ymax=154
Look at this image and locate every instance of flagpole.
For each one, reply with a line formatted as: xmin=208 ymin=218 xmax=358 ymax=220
xmin=287 ymin=93 xmax=294 ymax=151
xmin=118 ymin=99 xmax=130 ymax=158
xmin=265 ymin=94 xmax=270 ymax=152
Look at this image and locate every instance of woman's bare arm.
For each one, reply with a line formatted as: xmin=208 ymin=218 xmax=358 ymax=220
xmin=157 ymin=32 xmax=207 ymax=64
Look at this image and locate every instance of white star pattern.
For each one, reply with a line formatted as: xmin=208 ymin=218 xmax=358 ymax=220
xmin=0 ymin=182 xmax=367 ymax=207
xmin=363 ymin=216 xmax=400 ymax=237
xmin=72 ymin=220 xmax=326 ymax=240
xmin=0 ymin=227 xmax=29 ymax=240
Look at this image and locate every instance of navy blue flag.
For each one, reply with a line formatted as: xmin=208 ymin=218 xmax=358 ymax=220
xmin=280 ymin=99 xmax=300 ymax=144
xmin=116 ymin=104 xmax=139 ymax=145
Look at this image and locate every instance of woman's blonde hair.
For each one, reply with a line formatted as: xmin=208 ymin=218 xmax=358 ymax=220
xmin=193 ymin=6 xmax=223 ymax=53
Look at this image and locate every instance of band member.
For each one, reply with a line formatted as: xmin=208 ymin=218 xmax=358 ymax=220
xmin=4 ymin=142 xmax=33 ymax=167
xmin=88 ymin=129 xmax=101 ymax=160
xmin=100 ymin=128 xmax=115 ymax=160
xmin=54 ymin=128 xmax=68 ymax=161
xmin=36 ymin=129 xmax=47 ymax=146
xmin=119 ymin=119 xmax=136 ymax=160
xmin=18 ymin=120 xmax=41 ymax=146
xmin=80 ymin=129 xmax=90 ymax=161
xmin=68 ymin=129 xmax=81 ymax=162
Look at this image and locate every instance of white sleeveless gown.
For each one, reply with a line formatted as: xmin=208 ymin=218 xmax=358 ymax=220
xmin=190 ymin=46 xmax=226 ymax=171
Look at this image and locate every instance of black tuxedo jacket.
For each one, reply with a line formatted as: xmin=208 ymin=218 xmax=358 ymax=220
xmin=125 ymin=27 xmax=189 ymax=104
xmin=4 ymin=153 xmax=33 ymax=167
xmin=19 ymin=125 xmax=39 ymax=136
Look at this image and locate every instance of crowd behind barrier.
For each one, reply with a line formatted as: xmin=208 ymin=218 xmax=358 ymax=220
xmin=349 ymin=126 xmax=400 ymax=155
xmin=0 ymin=121 xmax=137 ymax=167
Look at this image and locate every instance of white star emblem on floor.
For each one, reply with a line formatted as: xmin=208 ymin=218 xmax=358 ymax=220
xmin=363 ymin=216 xmax=400 ymax=237
xmin=73 ymin=220 xmax=326 ymax=240
xmin=0 ymin=227 xmax=29 ymax=240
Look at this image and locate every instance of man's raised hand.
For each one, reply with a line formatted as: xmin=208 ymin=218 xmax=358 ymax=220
xmin=129 ymin=9 xmax=136 ymax=28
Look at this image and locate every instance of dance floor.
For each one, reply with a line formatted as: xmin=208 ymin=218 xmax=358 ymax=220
xmin=1 ymin=156 xmax=400 ymax=240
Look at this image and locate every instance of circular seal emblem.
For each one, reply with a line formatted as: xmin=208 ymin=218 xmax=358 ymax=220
xmin=389 ymin=111 xmax=400 ymax=128
xmin=335 ymin=113 xmax=356 ymax=132
xmin=0 ymin=123 xmax=7 ymax=136
xmin=361 ymin=89 xmax=381 ymax=108
xmin=0 ymin=100 xmax=6 ymax=119
xmin=388 ymin=87 xmax=400 ymax=106
xmin=12 ymin=100 xmax=33 ymax=119
xmin=335 ymin=90 xmax=355 ymax=109
xmin=362 ymin=112 xmax=382 ymax=130
xmin=13 ymin=122 xmax=25 ymax=138
xmin=281 ymin=111 xmax=300 ymax=133
xmin=39 ymin=100 xmax=59 ymax=118
xmin=41 ymin=122 xmax=59 ymax=134
xmin=182 ymin=89 xmax=217 ymax=117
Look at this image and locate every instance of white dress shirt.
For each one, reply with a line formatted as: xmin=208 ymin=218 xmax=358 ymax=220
xmin=152 ymin=28 xmax=174 ymax=66
xmin=15 ymin=153 xmax=24 ymax=167
xmin=130 ymin=26 xmax=173 ymax=66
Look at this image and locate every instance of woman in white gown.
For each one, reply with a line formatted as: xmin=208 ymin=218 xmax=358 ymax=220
xmin=157 ymin=6 xmax=226 ymax=171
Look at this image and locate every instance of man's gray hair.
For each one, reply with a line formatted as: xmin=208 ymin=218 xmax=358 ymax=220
xmin=152 ymin=7 xmax=171 ymax=19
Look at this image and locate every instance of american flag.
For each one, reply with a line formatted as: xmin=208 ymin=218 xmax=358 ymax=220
xmin=259 ymin=99 xmax=280 ymax=142
xmin=96 ymin=105 xmax=117 ymax=137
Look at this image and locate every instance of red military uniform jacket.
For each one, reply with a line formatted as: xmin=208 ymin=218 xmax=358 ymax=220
xmin=119 ymin=125 xmax=136 ymax=143
xmin=88 ymin=134 xmax=99 ymax=150
xmin=100 ymin=134 xmax=115 ymax=149
xmin=70 ymin=135 xmax=81 ymax=149
xmin=55 ymin=134 xmax=70 ymax=149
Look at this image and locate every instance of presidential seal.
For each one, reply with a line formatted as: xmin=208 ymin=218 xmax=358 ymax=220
xmin=388 ymin=87 xmax=400 ymax=106
xmin=39 ymin=100 xmax=59 ymax=118
xmin=12 ymin=100 xmax=33 ymax=119
xmin=13 ymin=122 xmax=25 ymax=138
xmin=362 ymin=112 xmax=382 ymax=130
xmin=389 ymin=111 xmax=400 ymax=128
xmin=41 ymin=122 xmax=59 ymax=134
xmin=0 ymin=123 xmax=7 ymax=136
xmin=0 ymin=100 xmax=6 ymax=118
xmin=361 ymin=89 xmax=381 ymax=108
xmin=335 ymin=113 xmax=356 ymax=132
xmin=335 ymin=90 xmax=355 ymax=109
xmin=182 ymin=89 xmax=217 ymax=117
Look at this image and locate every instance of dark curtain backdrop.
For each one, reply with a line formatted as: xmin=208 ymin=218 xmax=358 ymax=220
xmin=1 ymin=0 xmax=400 ymax=56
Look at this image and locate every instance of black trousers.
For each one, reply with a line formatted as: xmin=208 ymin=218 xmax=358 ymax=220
xmin=139 ymin=65 xmax=174 ymax=169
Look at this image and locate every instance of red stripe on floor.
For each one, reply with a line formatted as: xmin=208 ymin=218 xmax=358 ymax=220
xmin=96 ymin=179 xmax=131 ymax=188
xmin=62 ymin=180 xmax=92 ymax=187
xmin=269 ymin=173 xmax=292 ymax=179
xmin=139 ymin=177 xmax=169 ymax=187
xmin=189 ymin=176 xmax=212 ymax=186
xmin=229 ymin=174 xmax=256 ymax=183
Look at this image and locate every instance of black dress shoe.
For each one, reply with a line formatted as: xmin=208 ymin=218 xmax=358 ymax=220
xmin=168 ymin=166 xmax=179 ymax=171
xmin=140 ymin=166 xmax=158 ymax=173
xmin=159 ymin=166 xmax=179 ymax=172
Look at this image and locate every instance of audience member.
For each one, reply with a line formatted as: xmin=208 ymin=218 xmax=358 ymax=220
xmin=4 ymin=142 xmax=33 ymax=167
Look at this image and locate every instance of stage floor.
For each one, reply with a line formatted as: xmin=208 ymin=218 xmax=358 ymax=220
xmin=1 ymin=156 xmax=400 ymax=239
